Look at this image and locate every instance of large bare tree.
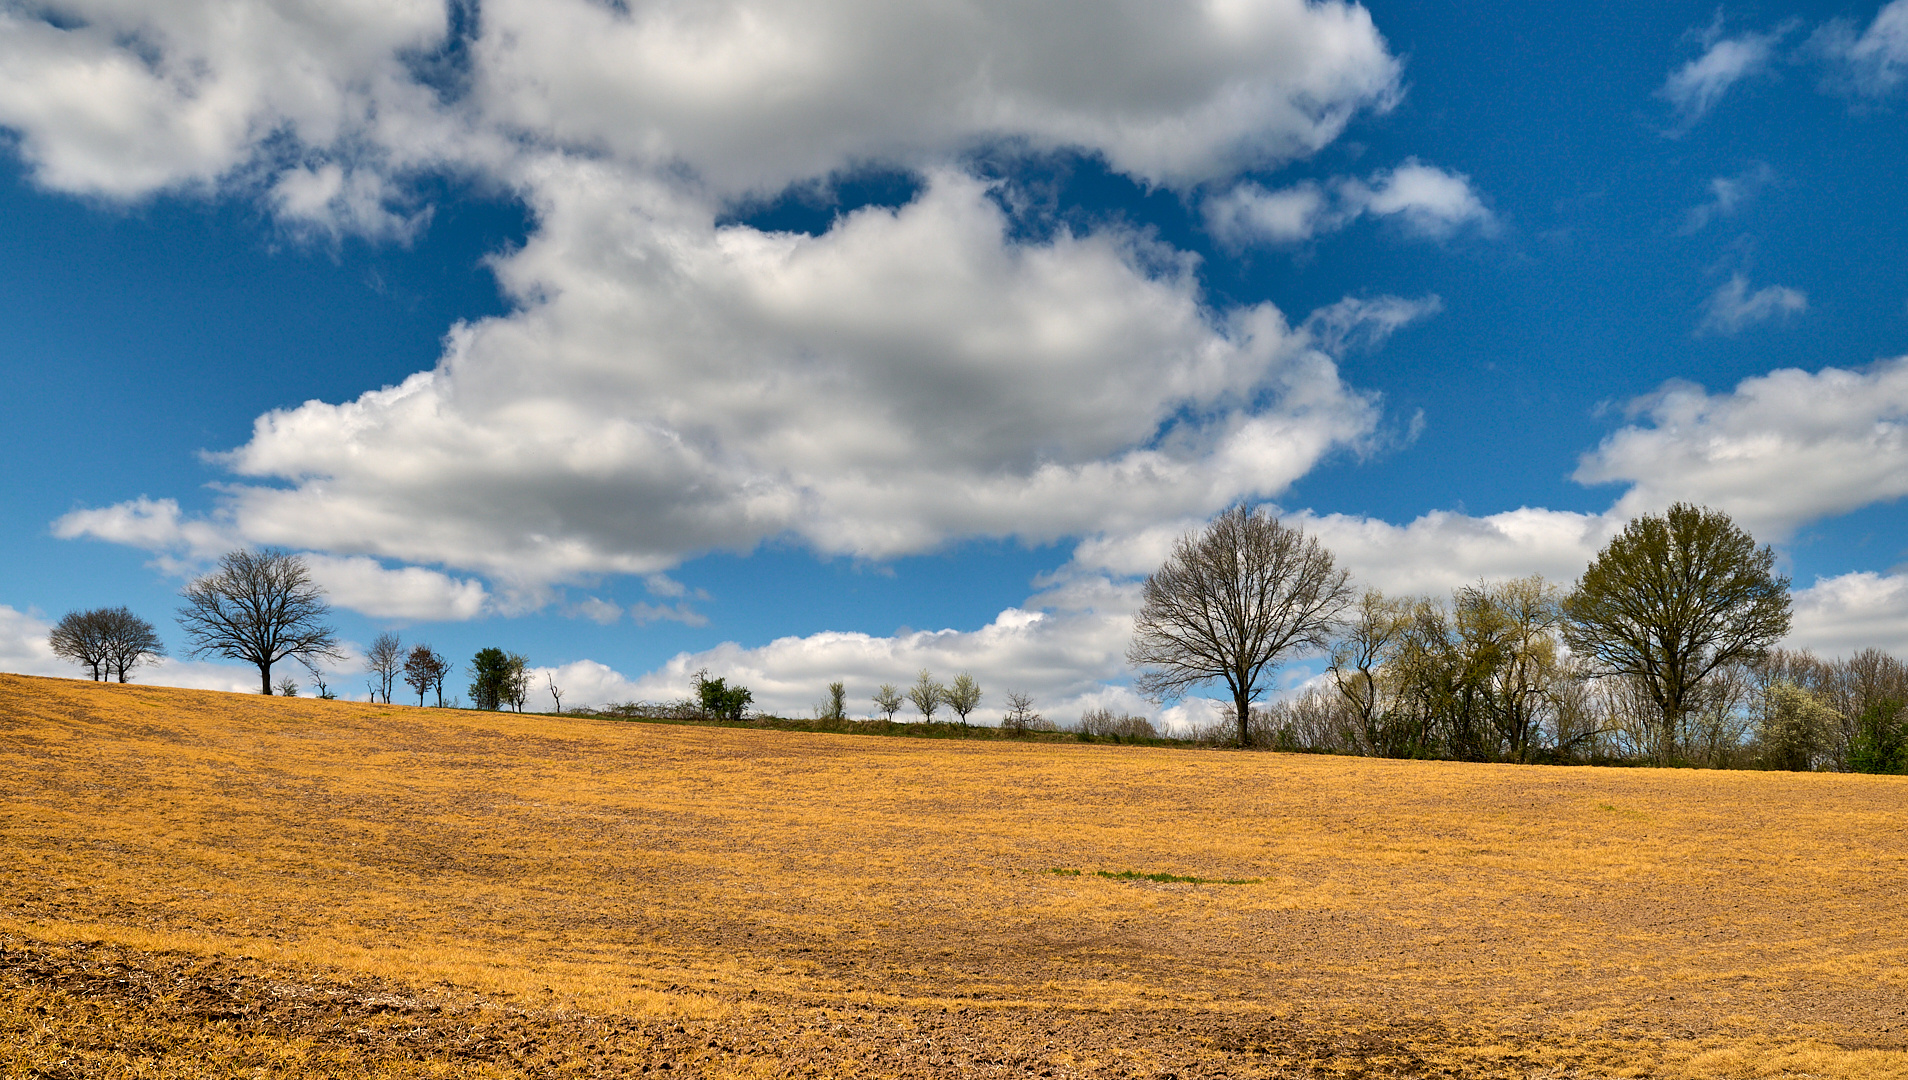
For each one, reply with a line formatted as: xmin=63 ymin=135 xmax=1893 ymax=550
xmin=1128 ymin=506 xmax=1353 ymax=748
xmin=177 ymin=549 xmax=343 ymax=695
xmin=49 ymin=609 xmax=113 ymax=681
xmin=364 ymin=631 xmax=403 ymax=704
xmin=1562 ymin=503 xmax=1790 ymax=765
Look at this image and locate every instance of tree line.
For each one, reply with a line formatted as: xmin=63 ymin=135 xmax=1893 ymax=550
xmin=47 ymin=548 xmax=558 ymax=713
xmin=1128 ymin=502 xmax=1908 ymax=774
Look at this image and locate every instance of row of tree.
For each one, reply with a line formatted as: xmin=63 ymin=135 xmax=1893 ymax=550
xmin=1128 ymin=502 xmax=1905 ymax=772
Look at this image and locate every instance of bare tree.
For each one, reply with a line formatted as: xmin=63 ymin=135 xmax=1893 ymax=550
xmin=50 ymin=610 xmax=111 ymax=680
xmin=872 ymin=683 xmax=904 ymax=721
xmin=1000 ymin=690 xmax=1049 ymax=734
xmin=176 ymin=549 xmax=343 ymax=695
xmin=547 ymin=672 xmax=564 ymax=714
xmin=98 ymin=608 xmax=166 ymax=683
xmin=944 ymin=672 xmax=982 ymax=725
xmin=1562 ymin=504 xmax=1790 ymax=765
xmin=908 ymin=669 xmax=945 ymax=723
xmin=365 ymin=632 xmax=403 ymax=704
xmin=1128 ymin=506 xmax=1353 ymax=748
xmin=505 ymin=653 xmax=532 ymax=712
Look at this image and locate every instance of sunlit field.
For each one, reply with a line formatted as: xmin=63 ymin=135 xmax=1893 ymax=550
xmin=3 ymin=673 xmax=1905 ymax=1078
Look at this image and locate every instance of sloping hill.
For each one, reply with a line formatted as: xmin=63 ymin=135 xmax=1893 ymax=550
xmin=3 ymin=672 xmax=1905 ymax=1078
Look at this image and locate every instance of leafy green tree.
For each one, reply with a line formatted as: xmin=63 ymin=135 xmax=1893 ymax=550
xmin=403 ymin=644 xmax=447 ymax=706
xmin=1128 ymin=506 xmax=1352 ymax=748
xmin=872 ymin=683 xmax=903 ymax=721
xmin=1848 ymin=699 xmax=1907 ymax=774
xmin=818 ymin=681 xmax=848 ymax=721
xmin=908 ymin=669 xmax=945 ymax=722
xmin=1562 ymin=504 xmax=1790 ymax=765
xmin=469 ymin=647 xmax=512 ymax=710
xmin=944 ymin=672 xmax=982 ymax=725
xmin=694 ymin=670 xmax=752 ymax=721
xmin=1756 ymin=680 xmax=1839 ymax=771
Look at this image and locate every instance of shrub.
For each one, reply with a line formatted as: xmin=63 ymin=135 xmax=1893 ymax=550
xmin=1075 ymin=707 xmax=1157 ymax=740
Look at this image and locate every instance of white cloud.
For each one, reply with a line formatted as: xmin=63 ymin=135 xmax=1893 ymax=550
xmin=301 ymin=555 xmax=489 ymax=622
xmin=471 ymin=0 xmax=1401 ymax=194
xmin=547 ymin=581 xmax=1144 ymax=727
xmin=1811 ymin=0 xmax=1908 ymax=97
xmin=1660 ymin=22 xmax=1788 ymax=125
xmin=72 ymin=167 xmax=1380 ymax=585
xmin=16 ymin=3 xmax=1418 ymax=594
xmin=0 ymin=0 xmax=449 ymax=208
xmin=1294 ymin=506 xmax=1619 ymax=597
xmin=0 ymin=605 xmax=66 ymax=678
xmin=1680 ymin=162 xmax=1775 ymax=234
xmin=1697 ymin=273 xmax=1807 ymax=335
xmin=1205 ymin=158 xmax=1491 ymax=247
xmin=1576 ymin=358 xmax=1908 ymax=541
xmin=51 ymin=499 xmax=493 ymax=623
xmin=0 ymin=0 xmax=1401 ymax=223
xmin=1790 ymin=571 xmax=1908 ymax=656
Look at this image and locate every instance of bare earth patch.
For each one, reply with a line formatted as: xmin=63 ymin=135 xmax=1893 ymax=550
xmin=2 ymin=673 xmax=1905 ymax=1077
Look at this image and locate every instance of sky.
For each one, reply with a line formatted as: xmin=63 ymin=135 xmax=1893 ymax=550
xmin=2 ymin=0 xmax=1907 ymax=726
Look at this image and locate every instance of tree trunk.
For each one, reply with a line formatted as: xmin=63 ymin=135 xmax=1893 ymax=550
xmin=1234 ymin=689 xmax=1252 ymax=748
xmin=260 ymin=662 xmax=274 ymax=695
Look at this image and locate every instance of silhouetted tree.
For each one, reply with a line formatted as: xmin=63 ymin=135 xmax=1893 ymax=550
xmin=365 ymin=631 xmax=403 ymax=704
xmin=403 ymin=644 xmax=448 ymax=706
xmin=51 ymin=607 xmax=164 ymax=682
xmin=176 ymin=549 xmax=342 ymax=695
xmin=1129 ymin=506 xmax=1353 ymax=748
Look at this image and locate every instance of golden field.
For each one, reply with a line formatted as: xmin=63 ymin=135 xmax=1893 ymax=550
xmin=2 ymin=672 xmax=1905 ymax=1078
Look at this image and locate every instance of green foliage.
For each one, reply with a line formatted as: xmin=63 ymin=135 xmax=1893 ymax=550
xmin=944 ymin=672 xmax=982 ymax=724
xmin=694 ymin=670 xmax=752 ymax=721
xmin=469 ymin=647 xmax=512 ymax=711
xmin=908 ymin=669 xmax=944 ymax=722
xmin=1756 ymin=680 xmax=1839 ymax=771
xmin=1847 ymin=699 xmax=1908 ymax=774
xmin=1562 ymin=503 xmax=1790 ymax=764
xmin=1045 ymin=867 xmax=1264 ymax=885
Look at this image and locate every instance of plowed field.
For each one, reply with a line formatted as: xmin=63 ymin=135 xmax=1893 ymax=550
xmin=3 ymin=673 xmax=1905 ymax=1077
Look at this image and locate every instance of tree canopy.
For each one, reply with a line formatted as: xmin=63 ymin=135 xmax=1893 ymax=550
xmin=176 ymin=549 xmax=341 ymax=695
xmin=1561 ymin=503 xmax=1790 ymax=764
xmin=1128 ymin=506 xmax=1352 ymax=747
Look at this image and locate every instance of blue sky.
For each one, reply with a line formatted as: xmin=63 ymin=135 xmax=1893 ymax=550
xmin=2 ymin=0 xmax=1906 ymax=723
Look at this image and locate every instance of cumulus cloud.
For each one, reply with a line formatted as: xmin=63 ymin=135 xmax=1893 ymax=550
xmin=64 ymin=168 xmax=1378 ymax=585
xmin=0 ymin=0 xmax=1400 ymax=219
xmin=52 ymin=498 xmax=493 ymax=622
xmin=1810 ymin=0 xmax=1908 ymax=97
xmin=0 ymin=0 xmax=450 ymax=210
xmin=1660 ymin=20 xmax=1790 ymax=125
xmin=1576 ymin=358 xmax=1908 ymax=541
xmin=1697 ymin=273 xmax=1807 ymax=335
xmin=1680 ymin=163 xmax=1775 ymax=234
xmin=1205 ymin=158 xmax=1492 ymax=247
xmin=470 ymin=0 xmax=1401 ymax=194
xmin=1790 ymin=571 xmax=1908 ymax=656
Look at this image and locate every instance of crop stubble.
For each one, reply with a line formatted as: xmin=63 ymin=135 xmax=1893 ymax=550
xmin=1 ymin=673 xmax=1904 ymax=1077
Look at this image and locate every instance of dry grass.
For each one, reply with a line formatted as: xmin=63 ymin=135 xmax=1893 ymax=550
xmin=2 ymin=672 xmax=1905 ymax=1078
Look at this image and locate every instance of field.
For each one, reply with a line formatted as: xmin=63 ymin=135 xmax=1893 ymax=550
xmin=2 ymin=673 xmax=1905 ymax=1078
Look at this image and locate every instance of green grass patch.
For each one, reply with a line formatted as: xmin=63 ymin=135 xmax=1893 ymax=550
xmin=1044 ymin=867 xmax=1263 ymax=885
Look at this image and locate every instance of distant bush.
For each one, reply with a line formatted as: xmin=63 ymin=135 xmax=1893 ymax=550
xmin=1074 ymin=707 xmax=1157 ymax=740
xmin=1000 ymin=690 xmax=1054 ymax=735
